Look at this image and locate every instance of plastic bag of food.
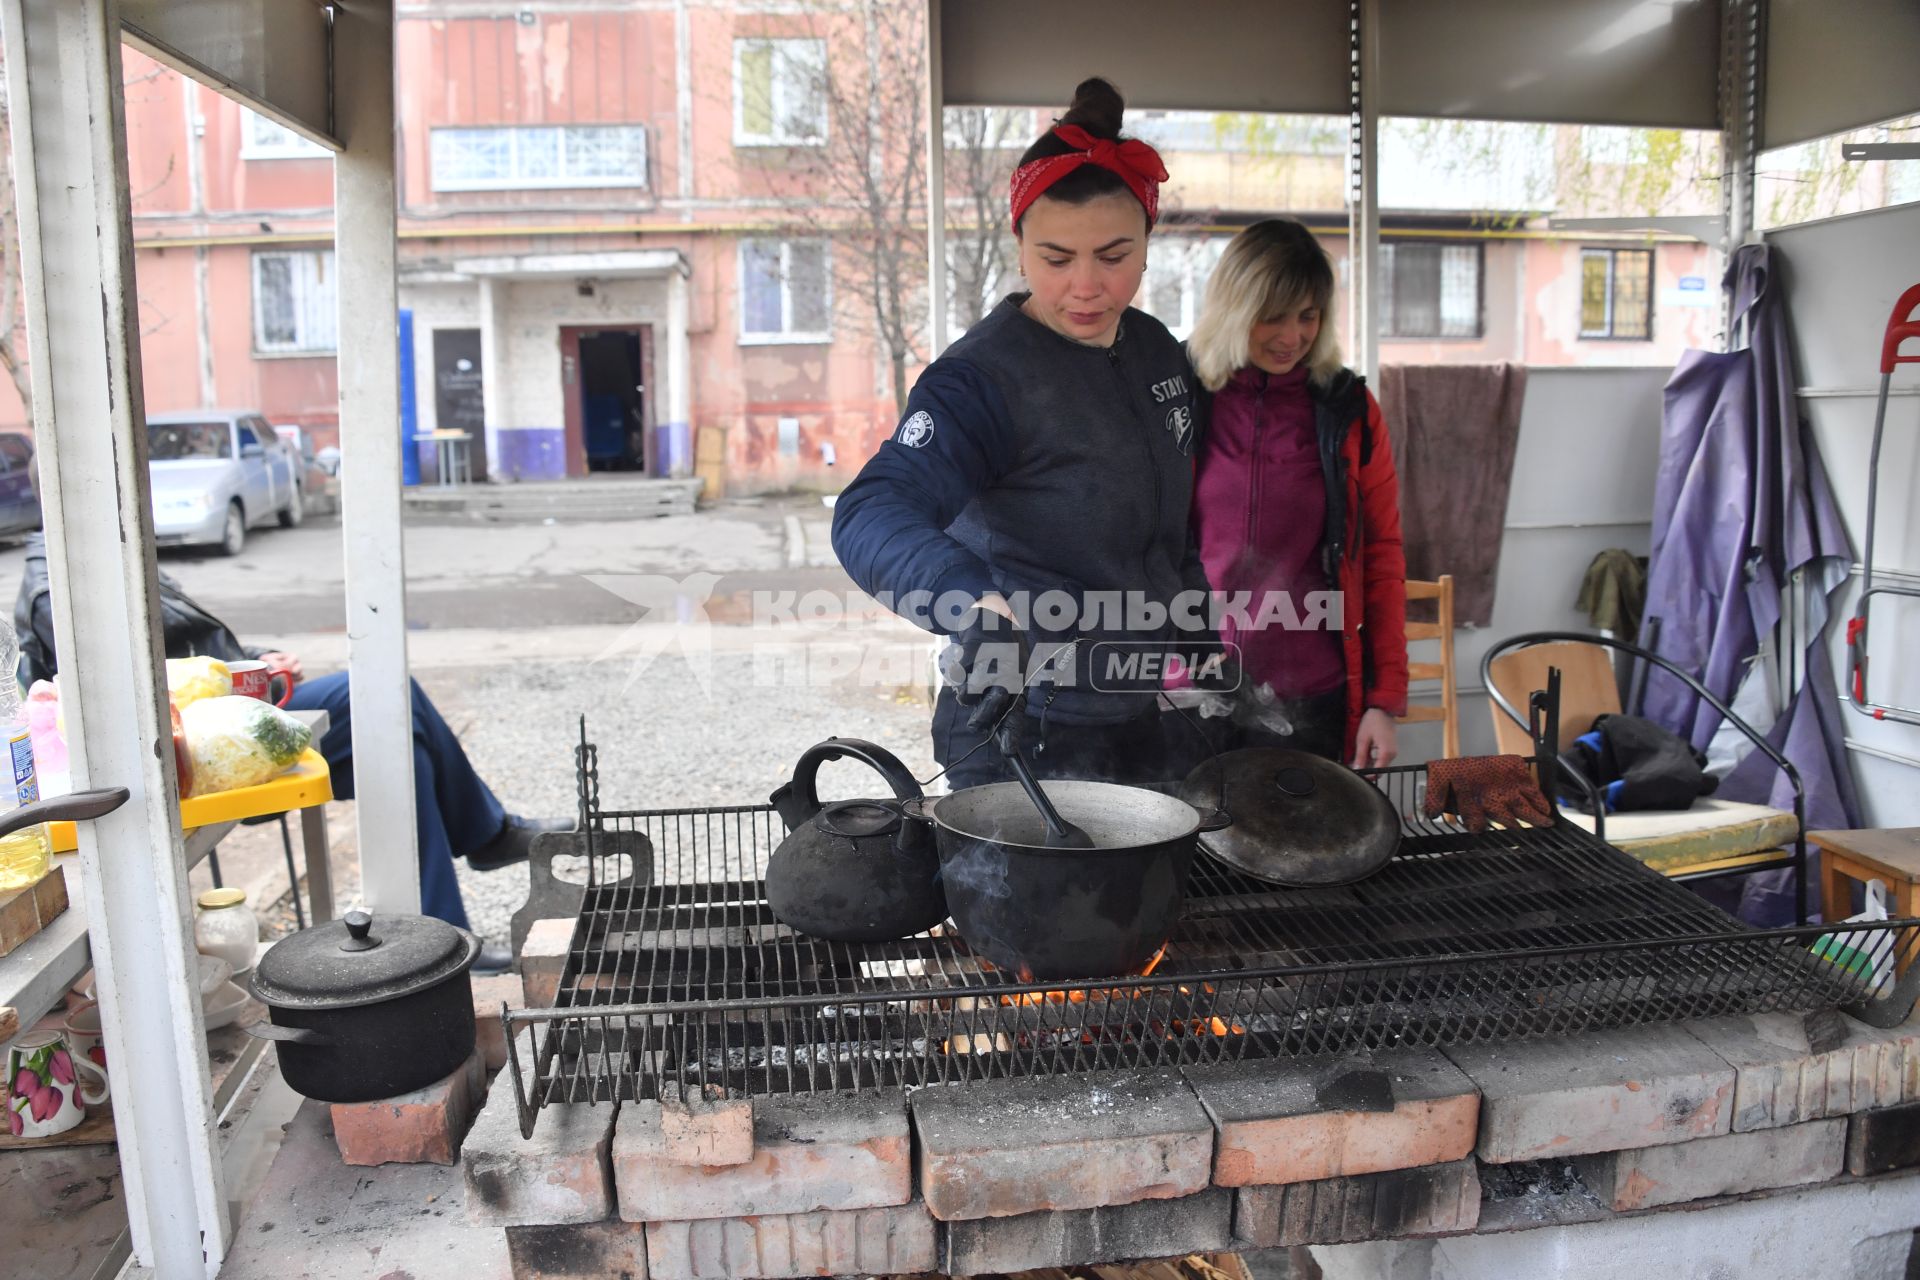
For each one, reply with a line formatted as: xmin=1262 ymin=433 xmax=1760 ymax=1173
xmin=177 ymin=695 xmax=311 ymax=797
xmin=165 ymin=656 xmax=232 ymax=708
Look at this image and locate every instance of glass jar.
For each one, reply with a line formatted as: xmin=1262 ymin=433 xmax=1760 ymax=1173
xmin=194 ymin=887 xmax=260 ymax=974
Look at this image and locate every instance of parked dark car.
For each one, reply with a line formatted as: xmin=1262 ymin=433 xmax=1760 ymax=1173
xmin=0 ymin=431 xmax=42 ymax=537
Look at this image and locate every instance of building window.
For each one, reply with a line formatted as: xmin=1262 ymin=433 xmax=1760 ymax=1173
xmin=429 ymin=125 xmax=648 ymax=192
xmin=1380 ymin=242 xmax=1482 ymax=339
xmin=241 ymin=108 xmax=329 ymax=160
xmin=734 ymin=38 xmax=827 ymax=146
xmin=739 ymin=239 xmax=831 ymax=343
xmin=252 ymin=250 xmax=338 ymax=354
xmin=1141 ymin=237 xmax=1228 ymax=340
xmin=1580 ymin=248 xmax=1654 ymax=339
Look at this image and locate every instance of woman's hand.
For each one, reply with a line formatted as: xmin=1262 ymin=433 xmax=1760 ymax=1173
xmin=1352 ymin=707 xmax=1399 ymax=770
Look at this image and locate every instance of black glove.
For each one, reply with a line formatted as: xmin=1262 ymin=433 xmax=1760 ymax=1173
xmin=939 ymin=606 xmax=1031 ymax=730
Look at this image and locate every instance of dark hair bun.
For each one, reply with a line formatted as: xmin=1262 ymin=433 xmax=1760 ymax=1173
xmin=1059 ymin=77 xmax=1125 ymax=139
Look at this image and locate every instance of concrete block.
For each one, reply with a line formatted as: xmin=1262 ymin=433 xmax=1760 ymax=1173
xmin=644 ymin=1202 xmax=936 ymax=1280
xmin=615 ymin=1091 xmax=910 ymax=1223
xmin=1683 ymin=1011 xmax=1920 ymax=1131
xmin=1847 ymin=1100 xmax=1920 ymax=1176
xmin=1233 ymin=1158 xmax=1481 ymax=1247
xmin=942 ymin=1188 xmax=1233 ymax=1272
xmin=507 ymin=1220 xmax=648 ymax=1280
xmin=1443 ymin=1025 xmax=1734 ymax=1162
xmin=911 ymin=1068 xmax=1215 ymax=1221
xmin=331 ymin=1048 xmax=488 ymax=1167
xmin=465 ymin=1089 xmax=616 ymax=1228
xmin=657 ymin=1087 xmax=753 ymax=1167
xmin=522 ymin=918 xmax=574 ymax=1009
xmin=1185 ymin=1050 xmax=1479 ymax=1187
xmin=474 ymin=971 xmax=528 ymax=1074
xmin=1574 ymin=1117 xmax=1846 ymax=1210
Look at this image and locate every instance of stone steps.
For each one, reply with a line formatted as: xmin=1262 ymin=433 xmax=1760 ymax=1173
xmin=404 ymin=478 xmax=704 ymax=522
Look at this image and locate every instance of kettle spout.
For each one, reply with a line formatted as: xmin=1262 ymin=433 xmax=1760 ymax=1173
xmin=768 ymin=781 xmax=813 ymax=832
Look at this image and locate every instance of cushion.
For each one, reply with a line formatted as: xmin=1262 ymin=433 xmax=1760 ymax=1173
xmin=1560 ymin=798 xmax=1800 ymax=874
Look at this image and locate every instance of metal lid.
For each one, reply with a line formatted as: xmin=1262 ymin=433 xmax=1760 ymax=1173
xmin=197 ymin=887 xmax=247 ymax=910
xmin=251 ymin=909 xmax=479 ymax=1010
xmin=1182 ymin=748 xmax=1401 ymax=887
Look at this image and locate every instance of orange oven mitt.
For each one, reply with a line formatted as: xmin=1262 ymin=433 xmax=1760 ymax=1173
xmin=1424 ymin=755 xmax=1553 ymax=832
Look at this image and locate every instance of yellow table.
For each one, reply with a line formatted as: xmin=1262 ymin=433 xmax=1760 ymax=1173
xmin=47 ymin=747 xmax=336 ymax=927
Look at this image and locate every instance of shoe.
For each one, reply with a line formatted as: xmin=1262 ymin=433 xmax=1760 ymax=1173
xmin=468 ymin=814 xmax=576 ymax=873
xmin=472 ymin=938 xmax=513 ymax=975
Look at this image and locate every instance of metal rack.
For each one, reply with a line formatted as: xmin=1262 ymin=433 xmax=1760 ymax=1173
xmin=504 ymin=719 xmax=1920 ymax=1136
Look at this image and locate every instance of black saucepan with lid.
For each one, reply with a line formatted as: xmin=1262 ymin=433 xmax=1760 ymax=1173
xmin=1180 ymin=747 xmax=1401 ymax=887
xmin=248 ymin=908 xmax=480 ymax=1102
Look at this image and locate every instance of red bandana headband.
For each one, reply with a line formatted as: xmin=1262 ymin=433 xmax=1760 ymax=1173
xmin=1008 ymin=124 xmax=1169 ymax=227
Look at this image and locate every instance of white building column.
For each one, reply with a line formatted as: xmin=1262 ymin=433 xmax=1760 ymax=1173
xmin=333 ymin=0 xmax=420 ymax=913
xmin=667 ymin=266 xmax=692 ymax=465
xmin=479 ymin=274 xmax=506 ymax=476
xmin=0 ymin=0 xmax=227 ymax=1272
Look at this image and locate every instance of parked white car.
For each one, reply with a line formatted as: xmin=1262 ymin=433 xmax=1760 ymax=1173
xmin=147 ymin=409 xmax=302 ymax=555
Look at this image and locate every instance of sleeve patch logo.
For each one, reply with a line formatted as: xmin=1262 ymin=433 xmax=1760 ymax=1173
xmin=1166 ymin=404 xmax=1195 ymax=454
xmin=895 ymin=410 xmax=936 ymax=448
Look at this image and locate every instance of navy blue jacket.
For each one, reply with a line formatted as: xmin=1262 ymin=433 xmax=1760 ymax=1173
xmin=831 ymin=295 xmax=1210 ymax=725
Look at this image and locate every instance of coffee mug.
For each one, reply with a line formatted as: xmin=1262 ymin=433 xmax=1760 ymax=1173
xmin=227 ymin=660 xmax=293 ymax=708
xmin=61 ymin=1001 xmax=107 ymax=1073
xmin=5 ymin=1029 xmax=110 ymax=1139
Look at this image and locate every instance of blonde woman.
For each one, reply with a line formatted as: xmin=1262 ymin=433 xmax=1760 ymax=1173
xmin=1184 ymin=218 xmax=1408 ymax=767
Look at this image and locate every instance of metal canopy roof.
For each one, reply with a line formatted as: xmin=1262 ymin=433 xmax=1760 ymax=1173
xmin=939 ymin=0 xmax=1918 ymax=142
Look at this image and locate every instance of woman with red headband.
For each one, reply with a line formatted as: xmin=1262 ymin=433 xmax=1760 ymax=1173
xmin=832 ymin=78 xmax=1212 ymax=788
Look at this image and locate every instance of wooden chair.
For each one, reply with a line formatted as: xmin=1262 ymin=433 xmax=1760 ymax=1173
xmin=1399 ymin=576 xmax=1460 ymax=758
xmin=1482 ymin=630 xmax=1809 ymax=923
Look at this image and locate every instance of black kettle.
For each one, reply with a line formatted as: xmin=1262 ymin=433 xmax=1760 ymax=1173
xmin=766 ymin=738 xmax=947 ymax=943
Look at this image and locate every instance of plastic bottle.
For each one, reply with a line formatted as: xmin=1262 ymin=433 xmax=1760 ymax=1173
xmin=0 ymin=620 xmax=51 ymax=893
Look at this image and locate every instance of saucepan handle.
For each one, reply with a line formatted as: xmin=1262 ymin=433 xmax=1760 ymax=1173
xmin=244 ymin=1022 xmax=331 ymax=1047
xmin=0 ymin=786 xmax=130 ymax=842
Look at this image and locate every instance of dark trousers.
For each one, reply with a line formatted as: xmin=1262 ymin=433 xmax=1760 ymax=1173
xmin=931 ymin=690 xmax=1174 ymax=790
xmin=285 ymin=673 xmax=507 ymax=930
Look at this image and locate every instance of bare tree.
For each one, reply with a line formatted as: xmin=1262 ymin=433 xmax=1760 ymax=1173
xmin=0 ymin=64 xmax=32 ymax=425
xmin=943 ymin=106 xmax=1025 ymax=332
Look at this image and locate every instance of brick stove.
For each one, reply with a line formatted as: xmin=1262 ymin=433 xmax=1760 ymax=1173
xmin=458 ymin=719 xmax=1920 ymax=1279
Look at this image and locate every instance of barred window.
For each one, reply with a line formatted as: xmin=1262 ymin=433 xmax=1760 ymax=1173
xmin=1580 ymin=248 xmax=1654 ymax=340
xmin=430 ymin=125 xmax=648 ymax=192
xmin=1380 ymin=242 xmax=1482 ymax=339
xmin=252 ymin=250 xmax=338 ymax=354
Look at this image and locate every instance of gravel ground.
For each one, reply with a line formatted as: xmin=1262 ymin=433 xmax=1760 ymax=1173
xmin=259 ymin=646 xmax=942 ymax=947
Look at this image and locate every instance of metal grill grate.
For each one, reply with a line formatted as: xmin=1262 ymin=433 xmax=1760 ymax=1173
xmin=502 ymin=729 xmax=1920 ymax=1136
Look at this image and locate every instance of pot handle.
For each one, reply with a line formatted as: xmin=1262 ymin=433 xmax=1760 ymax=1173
xmin=0 ymin=786 xmax=130 ymax=842
xmin=776 ymin=738 xmax=925 ymax=818
xmin=245 ymin=1023 xmax=332 ymax=1047
xmin=1192 ymin=804 xmax=1234 ymax=833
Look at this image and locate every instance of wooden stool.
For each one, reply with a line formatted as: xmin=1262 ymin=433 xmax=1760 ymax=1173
xmin=1813 ymin=828 xmax=1920 ymax=973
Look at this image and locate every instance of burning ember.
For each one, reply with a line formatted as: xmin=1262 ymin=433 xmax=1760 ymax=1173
xmin=939 ymin=944 xmax=1246 ymax=1057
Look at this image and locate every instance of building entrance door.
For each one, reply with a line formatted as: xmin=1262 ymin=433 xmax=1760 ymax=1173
xmin=560 ymin=325 xmax=654 ymax=475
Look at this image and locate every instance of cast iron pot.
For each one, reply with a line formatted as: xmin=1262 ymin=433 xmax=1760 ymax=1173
xmin=903 ymin=781 xmax=1225 ymax=981
xmin=248 ymin=908 xmax=480 ymax=1103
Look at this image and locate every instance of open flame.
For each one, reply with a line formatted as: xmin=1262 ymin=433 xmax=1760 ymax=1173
xmin=941 ymin=943 xmax=1245 ymax=1056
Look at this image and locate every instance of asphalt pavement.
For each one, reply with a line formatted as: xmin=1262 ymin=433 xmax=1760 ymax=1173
xmin=0 ymin=494 xmax=941 ymax=949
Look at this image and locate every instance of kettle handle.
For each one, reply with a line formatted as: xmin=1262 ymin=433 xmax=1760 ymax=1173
xmin=776 ymin=738 xmax=924 ymax=819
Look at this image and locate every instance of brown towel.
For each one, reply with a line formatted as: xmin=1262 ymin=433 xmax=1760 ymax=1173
xmin=1379 ymin=363 xmax=1528 ymax=626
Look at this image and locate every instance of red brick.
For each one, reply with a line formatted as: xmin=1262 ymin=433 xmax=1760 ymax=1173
xmin=645 ymin=1202 xmax=936 ymax=1280
xmin=1444 ymin=1025 xmax=1734 ymax=1162
xmin=1186 ymin=1050 xmax=1479 ymax=1187
xmin=474 ymin=971 xmax=527 ymax=1074
xmin=614 ymin=1091 xmax=910 ymax=1223
xmin=910 ymin=1068 xmax=1215 ymax=1221
xmin=465 ymin=1087 xmax=616 ymax=1228
xmin=507 ymin=1220 xmax=648 ymax=1280
xmin=522 ymin=918 xmax=574 ymax=1009
xmin=657 ymin=1086 xmax=753 ymax=1167
xmin=1233 ymin=1159 xmax=1481 ymax=1247
xmin=330 ymin=1048 xmax=487 ymax=1167
xmin=1575 ymin=1118 xmax=1845 ymax=1210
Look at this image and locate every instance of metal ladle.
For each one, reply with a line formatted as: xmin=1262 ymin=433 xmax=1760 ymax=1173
xmin=995 ymin=724 xmax=1094 ymax=849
